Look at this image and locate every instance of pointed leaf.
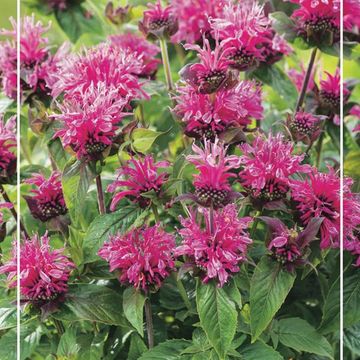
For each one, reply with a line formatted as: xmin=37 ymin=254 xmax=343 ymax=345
xmin=123 ymin=287 xmax=146 ymax=337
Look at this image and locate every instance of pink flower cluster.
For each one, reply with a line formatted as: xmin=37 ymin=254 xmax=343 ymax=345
xmin=107 ymin=156 xmax=169 ymax=210
xmin=0 ymin=233 xmax=74 ymax=302
xmin=98 ymin=225 xmax=176 ymax=292
xmin=176 ymin=204 xmax=252 ymax=287
xmin=24 ymin=171 xmax=67 ymax=222
xmin=0 ymin=115 xmax=16 ymax=179
xmin=0 ymin=15 xmax=65 ymax=100
xmin=239 ymin=134 xmax=310 ymax=201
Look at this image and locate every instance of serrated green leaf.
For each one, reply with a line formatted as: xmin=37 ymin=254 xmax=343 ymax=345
xmin=131 ymin=128 xmax=165 ymax=154
xmin=139 ymin=339 xmax=191 ymax=360
xmin=53 ymin=284 xmax=125 ymax=326
xmin=196 ymin=281 xmax=237 ymax=359
xmin=276 ymin=317 xmax=333 ymax=359
xmin=123 ymin=287 xmax=146 ymax=337
xmin=250 ymin=256 xmax=296 ymax=341
xmin=82 ymin=204 xmax=140 ymax=263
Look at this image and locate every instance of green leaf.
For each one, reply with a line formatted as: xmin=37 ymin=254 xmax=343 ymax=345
xmin=276 ymin=317 xmax=334 ymax=359
xmin=0 ymin=96 xmax=14 ymax=113
xmin=82 ymin=204 xmax=141 ymax=263
xmin=344 ymin=271 xmax=360 ymax=328
xmin=62 ymin=159 xmax=95 ymax=213
xmin=53 ymin=284 xmax=125 ymax=326
xmin=251 ymin=65 xmax=298 ymax=106
xmin=0 ymin=307 xmax=17 ymax=331
xmin=196 ymin=281 xmax=237 ymax=359
xmin=319 ymin=275 xmax=340 ymax=334
xmin=123 ymin=287 xmax=146 ymax=337
xmin=139 ymin=339 xmax=191 ymax=360
xmin=345 ymin=149 xmax=360 ymax=179
xmin=239 ymin=341 xmax=283 ymax=360
xmin=57 ymin=328 xmax=80 ymax=359
xmin=250 ymin=256 xmax=296 ymax=341
xmin=344 ymin=324 xmax=360 ymax=356
xmin=269 ymin=12 xmax=297 ymax=41
xmin=55 ymin=4 xmax=103 ymax=43
xmin=131 ymin=128 xmax=165 ymax=154
xmin=128 ymin=333 xmax=148 ymax=360
xmin=48 ymin=138 xmax=70 ymax=171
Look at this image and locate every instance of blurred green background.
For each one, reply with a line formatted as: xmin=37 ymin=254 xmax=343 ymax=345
xmin=0 ymin=1 xmax=16 ymax=28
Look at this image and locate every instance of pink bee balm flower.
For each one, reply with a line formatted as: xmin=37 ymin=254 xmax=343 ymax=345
xmin=24 ymin=172 xmax=67 ymax=222
xmin=260 ymin=216 xmax=323 ymax=272
xmin=289 ymin=0 xmax=340 ymax=40
xmin=239 ymin=134 xmax=310 ymax=202
xmin=51 ymin=43 xmax=149 ymax=104
xmin=0 ymin=15 xmax=52 ymax=99
xmin=176 ymin=204 xmax=252 ymax=287
xmin=260 ymin=31 xmax=293 ymax=65
xmin=98 ymin=225 xmax=176 ymax=292
xmin=0 ymin=115 xmax=16 ymax=180
xmin=186 ymin=138 xmax=241 ymax=208
xmin=139 ymin=0 xmax=178 ymax=40
xmin=170 ymin=0 xmax=224 ymax=44
xmin=287 ymin=111 xmax=323 ymax=144
xmin=53 ymin=83 xmax=129 ymax=160
xmin=290 ymin=167 xmax=340 ymax=249
xmin=0 ymin=233 xmax=74 ymax=302
xmin=173 ymin=81 xmax=263 ymax=139
xmin=211 ymin=1 xmax=269 ymax=71
xmin=343 ymin=178 xmax=360 ymax=266
xmin=344 ymin=0 xmax=360 ymax=31
xmin=180 ymin=37 xmax=238 ymax=94
xmin=108 ymin=156 xmax=169 ymax=211
xmin=109 ymin=33 xmax=160 ymax=78
xmin=319 ymin=68 xmax=349 ymax=113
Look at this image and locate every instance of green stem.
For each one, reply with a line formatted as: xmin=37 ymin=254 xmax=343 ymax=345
xmin=315 ymin=131 xmax=325 ymax=168
xmin=144 ymin=298 xmax=154 ymax=349
xmin=295 ymin=47 xmax=318 ymax=111
xmin=0 ymin=185 xmax=29 ymax=239
xmin=159 ymin=38 xmax=174 ymax=92
xmin=250 ymin=211 xmax=261 ymax=239
xmin=95 ymin=175 xmax=106 ymax=215
xmin=53 ymin=318 xmax=65 ymax=335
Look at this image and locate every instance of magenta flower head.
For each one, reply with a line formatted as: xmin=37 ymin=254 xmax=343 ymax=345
xmin=139 ymin=0 xmax=178 ymax=40
xmin=176 ymin=204 xmax=252 ymax=287
xmin=344 ymin=0 xmax=360 ymax=32
xmin=173 ymin=81 xmax=263 ymax=139
xmin=109 ymin=33 xmax=160 ymax=79
xmin=108 ymin=156 xmax=169 ymax=211
xmin=98 ymin=225 xmax=176 ymax=292
xmin=290 ymin=167 xmax=340 ymax=249
xmin=53 ymin=83 xmax=129 ymax=161
xmin=239 ymin=134 xmax=310 ymax=202
xmin=52 ymin=43 xmax=149 ymax=104
xmin=170 ymin=0 xmax=224 ymax=44
xmin=211 ymin=1 xmax=269 ymax=71
xmin=287 ymin=111 xmax=323 ymax=144
xmin=260 ymin=216 xmax=323 ymax=272
xmin=186 ymin=138 xmax=241 ymax=209
xmin=343 ymin=179 xmax=360 ymax=266
xmin=260 ymin=31 xmax=293 ymax=65
xmin=23 ymin=171 xmax=67 ymax=222
xmin=319 ymin=68 xmax=349 ymax=114
xmin=180 ymin=36 xmax=238 ymax=94
xmin=0 ymin=233 xmax=74 ymax=305
xmin=0 ymin=115 xmax=16 ymax=182
xmin=0 ymin=15 xmax=51 ymax=99
xmin=289 ymin=0 xmax=340 ymax=43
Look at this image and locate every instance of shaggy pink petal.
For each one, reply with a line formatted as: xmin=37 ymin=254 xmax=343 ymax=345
xmin=98 ymin=225 xmax=176 ymax=292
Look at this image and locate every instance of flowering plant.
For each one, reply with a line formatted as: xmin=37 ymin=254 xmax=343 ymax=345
xmin=0 ymin=0 xmax=358 ymax=359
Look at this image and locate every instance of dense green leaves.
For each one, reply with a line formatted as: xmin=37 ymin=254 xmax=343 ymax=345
xmin=250 ymin=256 xmax=296 ymax=341
xmin=344 ymin=271 xmax=360 ymax=328
xmin=239 ymin=341 xmax=283 ymax=360
xmin=123 ymin=287 xmax=146 ymax=337
xmin=53 ymin=284 xmax=125 ymax=326
xmin=196 ymin=281 xmax=238 ymax=359
xmin=276 ymin=318 xmax=333 ymax=359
